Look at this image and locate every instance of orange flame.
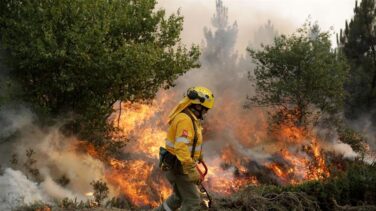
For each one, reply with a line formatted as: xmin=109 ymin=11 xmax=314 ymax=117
xmin=103 ymin=92 xmax=173 ymax=207
xmin=79 ymin=90 xmax=332 ymax=207
xmin=106 ymin=158 xmax=170 ymax=207
xmin=265 ymin=128 xmax=330 ymax=184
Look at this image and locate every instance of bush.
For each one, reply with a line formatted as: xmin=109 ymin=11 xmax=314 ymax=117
xmin=337 ymin=125 xmax=367 ymax=153
xmin=14 ymin=201 xmax=51 ymax=211
xmin=90 ymin=180 xmax=109 ymax=206
xmin=285 ymin=161 xmax=376 ymax=210
xmin=214 ymin=161 xmax=376 ymax=210
xmin=57 ymin=197 xmax=94 ymax=209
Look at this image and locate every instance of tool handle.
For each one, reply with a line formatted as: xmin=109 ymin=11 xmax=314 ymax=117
xmin=196 ymin=160 xmax=208 ymax=181
xmin=199 ymin=160 xmax=208 ymax=177
xmin=199 ymin=183 xmax=212 ymax=208
xmin=196 ymin=162 xmax=212 ymax=208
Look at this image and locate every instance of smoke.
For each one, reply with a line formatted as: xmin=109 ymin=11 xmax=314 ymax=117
xmin=158 ymin=0 xmax=355 ymax=49
xmin=0 ymin=168 xmax=46 ymax=210
xmin=40 ymin=176 xmax=77 ymax=200
xmin=345 ymin=113 xmax=376 ymax=164
xmin=327 ymin=142 xmax=358 ymax=159
xmin=145 ymin=0 xmax=367 ymax=187
xmin=147 ymin=0 xmax=284 ymax=186
xmin=0 ymin=168 xmax=83 ymax=210
xmin=156 ymin=0 xmax=278 ymax=156
xmin=0 ymin=105 xmax=114 ymax=208
xmin=155 ymin=0 xmax=368 ymax=163
xmin=0 ymin=0 xmax=365 ymax=207
xmin=0 ymin=106 xmax=35 ymax=161
xmin=351 ymin=114 xmax=376 ymax=151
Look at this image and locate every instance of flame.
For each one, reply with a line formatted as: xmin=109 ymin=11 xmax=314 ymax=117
xmin=85 ymin=192 xmax=94 ymax=197
xmin=206 ymin=165 xmax=259 ymax=195
xmin=76 ymin=90 xmax=332 ymax=207
xmin=265 ymin=129 xmax=330 ymax=184
xmin=106 ymin=158 xmax=167 ymax=207
xmin=277 ymin=124 xmax=306 ymax=144
xmin=102 ymin=92 xmax=173 ymax=207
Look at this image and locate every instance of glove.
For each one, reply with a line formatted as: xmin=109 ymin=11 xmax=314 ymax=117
xmin=185 ymin=165 xmax=202 ymax=184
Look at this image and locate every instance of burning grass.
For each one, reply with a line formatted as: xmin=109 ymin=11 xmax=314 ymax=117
xmin=212 ymin=160 xmax=376 ymax=210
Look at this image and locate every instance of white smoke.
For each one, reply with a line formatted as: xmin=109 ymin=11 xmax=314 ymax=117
xmin=40 ymin=176 xmax=77 ymax=200
xmin=0 ymin=168 xmax=46 ymax=211
xmin=351 ymin=114 xmax=376 ymax=151
xmin=324 ymin=142 xmax=358 ymax=159
xmin=347 ymin=113 xmax=376 ymax=163
xmin=154 ymin=0 xmax=277 ymax=159
xmin=25 ymin=128 xmax=108 ymax=195
xmin=0 ymin=106 xmax=114 ymax=208
xmin=0 ymin=106 xmax=34 ymax=140
xmin=0 ymin=168 xmax=87 ymax=211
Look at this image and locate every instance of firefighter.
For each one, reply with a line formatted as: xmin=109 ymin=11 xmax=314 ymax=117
xmin=156 ymin=86 xmax=214 ymax=211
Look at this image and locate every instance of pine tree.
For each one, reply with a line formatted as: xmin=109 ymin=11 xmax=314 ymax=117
xmin=202 ymin=0 xmax=238 ymax=69
xmin=253 ymin=20 xmax=279 ymax=49
xmin=339 ymin=0 xmax=376 ymax=120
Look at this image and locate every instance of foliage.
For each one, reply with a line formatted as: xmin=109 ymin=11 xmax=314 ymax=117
xmin=0 ymin=0 xmax=200 ymax=147
xmin=213 ymin=185 xmax=319 ymax=211
xmin=15 ymin=197 xmax=109 ymax=210
xmin=202 ymin=0 xmax=238 ymax=67
xmin=56 ymin=175 xmax=70 ymax=187
xmin=23 ymin=148 xmax=41 ymax=182
xmin=248 ymin=22 xmax=349 ymax=130
xmin=0 ymin=49 xmax=13 ymax=107
xmin=285 ymin=161 xmax=376 ymax=210
xmin=105 ymin=197 xmax=133 ymax=209
xmin=57 ymin=197 xmax=94 ymax=209
xmin=252 ymin=20 xmax=279 ymax=49
xmin=338 ymin=0 xmax=376 ymax=120
xmin=337 ymin=125 xmax=367 ymax=153
xmin=10 ymin=153 xmax=18 ymax=166
xmin=215 ymin=161 xmax=376 ymax=211
xmin=14 ymin=201 xmax=51 ymax=211
xmin=90 ymin=179 xmax=109 ymax=206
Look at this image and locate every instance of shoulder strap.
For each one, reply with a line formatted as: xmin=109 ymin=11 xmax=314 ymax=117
xmin=183 ymin=110 xmax=198 ymax=158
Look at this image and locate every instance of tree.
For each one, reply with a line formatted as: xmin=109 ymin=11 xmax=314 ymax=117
xmin=253 ymin=20 xmax=279 ymax=50
xmin=202 ymin=0 xmax=238 ymax=71
xmin=0 ymin=0 xmax=199 ymax=147
xmin=0 ymin=48 xmax=14 ymax=108
xmin=199 ymin=0 xmax=241 ymax=94
xmin=338 ymin=0 xmax=376 ymax=121
xmin=249 ymin=23 xmax=349 ymax=130
xmin=90 ymin=180 xmax=109 ymax=206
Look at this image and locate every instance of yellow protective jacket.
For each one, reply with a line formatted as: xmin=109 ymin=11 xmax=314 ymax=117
xmin=165 ymin=110 xmax=203 ymax=174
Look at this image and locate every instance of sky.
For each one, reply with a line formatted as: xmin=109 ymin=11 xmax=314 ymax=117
xmin=158 ymin=0 xmax=356 ymax=54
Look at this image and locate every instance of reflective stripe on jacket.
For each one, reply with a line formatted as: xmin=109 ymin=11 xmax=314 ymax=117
xmin=165 ymin=110 xmax=203 ymax=173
